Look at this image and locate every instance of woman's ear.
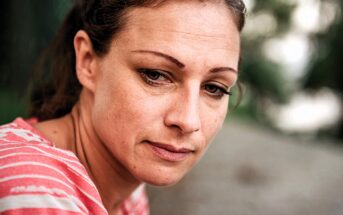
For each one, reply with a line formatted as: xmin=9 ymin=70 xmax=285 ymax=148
xmin=74 ymin=30 xmax=97 ymax=92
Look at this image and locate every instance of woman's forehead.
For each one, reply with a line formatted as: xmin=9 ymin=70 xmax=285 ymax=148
xmin=116 ymin=1 xmax=240 ymax=50
xmin=126 ymin=1 xmax=237 ymax=34
xmin=110 ymin=1 xmax=240 ymax=67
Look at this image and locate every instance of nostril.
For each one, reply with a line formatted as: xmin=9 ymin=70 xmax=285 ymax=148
xmin=166 ymin=121 xmax=200 ymax=134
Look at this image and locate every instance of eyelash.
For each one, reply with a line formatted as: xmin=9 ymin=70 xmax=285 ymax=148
xmin=137 ymin=68 xmax=232 ymax=98
xmin=203 ymin=84 xmax=232 ymax=98
xmin=137 ymin=68 xmax=171 ymax=86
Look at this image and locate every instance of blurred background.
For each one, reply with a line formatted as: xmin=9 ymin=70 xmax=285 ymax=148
xmin=1 ymin=0 xmax=343 ymax=214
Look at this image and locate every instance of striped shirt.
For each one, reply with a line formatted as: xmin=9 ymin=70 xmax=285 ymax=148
xmin=0 ymin=118 xmax=149 ymax=214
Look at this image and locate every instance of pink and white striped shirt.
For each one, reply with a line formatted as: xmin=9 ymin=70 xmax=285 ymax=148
xmin=0 ymin=118 xmax=149 ymax=215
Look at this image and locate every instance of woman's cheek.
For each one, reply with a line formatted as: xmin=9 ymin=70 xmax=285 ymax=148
xmin=203 ymin=107 xmax=227 ymax=141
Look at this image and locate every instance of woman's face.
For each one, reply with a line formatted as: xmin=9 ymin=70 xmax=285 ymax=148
xmin=91 ymin=1 xmax=240 ymax=185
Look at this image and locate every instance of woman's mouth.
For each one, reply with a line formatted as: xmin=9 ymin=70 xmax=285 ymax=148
xmin=145 ymin=141 xmax=194 ymax=162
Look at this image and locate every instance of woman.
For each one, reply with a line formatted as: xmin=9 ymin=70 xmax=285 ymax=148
xmin=0 ymin=0 xmax=246 ymax=214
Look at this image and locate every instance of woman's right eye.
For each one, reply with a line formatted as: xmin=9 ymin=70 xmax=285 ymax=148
xmin=137 ymin=68 xmax=171 ymax=86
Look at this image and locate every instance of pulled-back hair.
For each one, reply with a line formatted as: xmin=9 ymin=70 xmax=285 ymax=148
xmin=29 ymin=0 xmax=246 ymax=121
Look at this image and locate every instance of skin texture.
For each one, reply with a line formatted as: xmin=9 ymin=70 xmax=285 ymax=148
xmin=35 ymin=1 xmax=240 ymax=213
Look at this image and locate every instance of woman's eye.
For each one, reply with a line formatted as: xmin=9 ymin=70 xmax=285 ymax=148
xmin=204 ymin=84 xmax=232 ymax=98
xmin=137 ymin=68 xmax=171 ymax=85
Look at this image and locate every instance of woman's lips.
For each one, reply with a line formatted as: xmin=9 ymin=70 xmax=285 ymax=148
xmin=146 ymin=141 xmax=194 ymax=162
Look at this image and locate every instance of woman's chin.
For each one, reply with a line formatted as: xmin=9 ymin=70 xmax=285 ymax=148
xmin=135 ymin=167 xmax=188 ymax=187
xmin=142 ymin=176 xmax=183 ymax=187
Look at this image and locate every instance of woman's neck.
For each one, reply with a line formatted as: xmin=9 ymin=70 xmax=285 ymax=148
xmin=70 ymin=104 xmax=141 ymax=212
xmin=34 ymin=102 xmax=140 ymax=214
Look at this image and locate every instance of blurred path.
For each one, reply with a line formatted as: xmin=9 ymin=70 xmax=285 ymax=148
xmin=147 ymin=120 xmax=343 ymax=215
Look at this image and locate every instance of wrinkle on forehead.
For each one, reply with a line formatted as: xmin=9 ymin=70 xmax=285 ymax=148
xmin=125 ymin=1 xmax=239 ymax=36
xmin=123 ymin=3 xmax=240 ymax=48
xmin=134 ymin=26 xmax=232 ymax=39
xmin=112 ymin=1 xmax=240 ymax=69
xmin=125 ymin=25 xmax=240 ymax=54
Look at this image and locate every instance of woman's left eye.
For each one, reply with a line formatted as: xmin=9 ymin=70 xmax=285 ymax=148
xmin=137 ymin=68 xmax=171 ymax=85
xmin=204 ymin=84 xmax=232 ymax=98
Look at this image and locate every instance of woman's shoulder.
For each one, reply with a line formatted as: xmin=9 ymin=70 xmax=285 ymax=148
xmin=0 ymin=117 xmax=52 ymax=146
xmin=0 ymin=118 xmax=85 ymax=171
xmin=0 ymin=118 xmax=108 ymax=214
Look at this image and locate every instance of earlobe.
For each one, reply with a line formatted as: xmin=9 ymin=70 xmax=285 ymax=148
xmin=74 ymin=30 xmax=97 ymax=92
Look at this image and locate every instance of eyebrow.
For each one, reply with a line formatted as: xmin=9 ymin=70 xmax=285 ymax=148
xmin=132 ymin=50 xmax=238 ymax=74
xmin=210 ymin=67 xmax=238 ymax=74
xmin=132 ymin=50 xmax=185 ymax=68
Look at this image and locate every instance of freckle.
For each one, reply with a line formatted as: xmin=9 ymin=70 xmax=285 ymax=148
xmin=53 ymin=130 xmax=57 ymax=134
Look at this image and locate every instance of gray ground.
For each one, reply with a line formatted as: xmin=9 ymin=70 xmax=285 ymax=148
xmin=147 ymin=120 xmax=343 ymax=215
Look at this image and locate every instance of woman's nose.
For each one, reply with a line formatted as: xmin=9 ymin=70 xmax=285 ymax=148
xmin=164 ymin=90 xmax=201 ymax=134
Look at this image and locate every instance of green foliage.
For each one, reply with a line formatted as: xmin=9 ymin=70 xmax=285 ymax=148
xmin=240 ymin=53 xmax=289 ymax=104
xmin=304 ymin=3 xmax=343 ymax=92
xmin=0 ymin=1 xmax=72 ymax=123
xmin=234 ymin=0 xmax=295 ymax=122
xmin=253 ymin=0 xmax=296 ymax=35
xmin=303 ymin=0 xmax=343 ymax=138
xmin=0 ymin=88 xmax=28 ymax=124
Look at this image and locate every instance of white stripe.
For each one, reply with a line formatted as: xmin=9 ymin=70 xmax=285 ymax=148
xmin=0 ymin=173 xmax=106 ymax=211
xmin=0 ymin=174 xmax=75 ymax=191
xmin=0 ymin=151 xmax=78 ymax=164
xmin=0 ymin=150 xmax=86 ymax=179
xmin=0 ymin=142 xmax=42 ymax=147
xmin=0 ymin=145 xmax=80 ymax=165
xmin=0 ymin=145 xmax=106 ymax=211
xmin=0 ymin=142 xmax=75 ymax=158
xmin=0 ymin=172 xmax=106 ymax=212
xmin=0 ymin=194 xmax=81 ymax=213
xmin=10 ymin=185 xmax=88 ymax=213
xmin=0 ymin=127 xmax=48 ymax=143
xmin=0 ymin=173 xmax=105 ymax=212
xmin=0 ymin=161 xmax=94 ymax=195
xmin=0 ymin=162 xmax=89 ymax=211
xmin=74 ymin=183 xmax=108 ymax=211
xmin=0 ymin=146 xmax=80 ymax=164
xmin=0 ymin=152 xmax=94 ymax=188
xmin=0 ymin=150 xmax=106 ymax=212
